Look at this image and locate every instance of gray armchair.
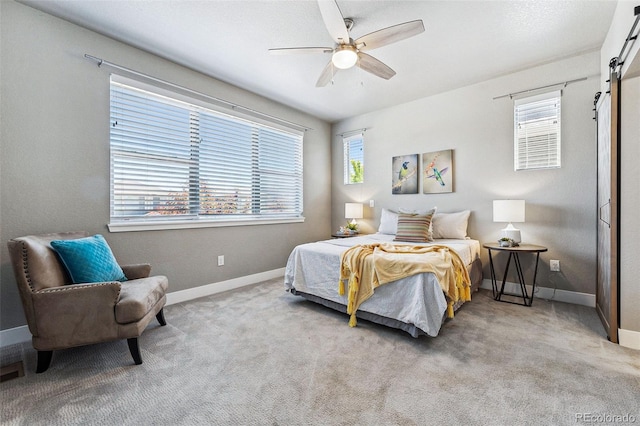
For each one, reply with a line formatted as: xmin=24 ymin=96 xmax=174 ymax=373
xmin=7 ymin=232 xmax=168 ymax=373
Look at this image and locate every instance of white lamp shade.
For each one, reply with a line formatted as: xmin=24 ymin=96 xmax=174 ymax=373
xmin=493 ymin=200 xmax=525 ymax=243
xmin=493 ymin=200 xmax=525 ymax=223
xmin=345 ymin=202 xmax=363 ymax=219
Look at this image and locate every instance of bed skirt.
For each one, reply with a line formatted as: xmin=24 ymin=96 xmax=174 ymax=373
xmin=288 ymin=256 xmax=484 ymax=338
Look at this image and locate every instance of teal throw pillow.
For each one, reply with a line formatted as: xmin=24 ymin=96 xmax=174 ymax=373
xmin=50 ymin=234 xmax=127 ymax=284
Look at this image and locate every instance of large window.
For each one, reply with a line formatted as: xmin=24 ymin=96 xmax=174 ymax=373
xmin=514 ymin=90 xmax=561 ymax=171
xmin=109 ymin=76 xmax=303 ymax=230
xmin=343 ymin=132 xmax=364 ymax=184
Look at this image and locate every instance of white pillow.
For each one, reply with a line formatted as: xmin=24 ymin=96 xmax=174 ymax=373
xmin=432 ymin=210 xmax=471 ymax=239
xmin=398 ymin=206 xmax=437 ymax=215
xmin=378 ymin=208 xmax=398 ymax=234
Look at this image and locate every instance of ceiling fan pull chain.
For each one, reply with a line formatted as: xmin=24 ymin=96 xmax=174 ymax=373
xmin=332 ymin=60 xmax=335 ymax=85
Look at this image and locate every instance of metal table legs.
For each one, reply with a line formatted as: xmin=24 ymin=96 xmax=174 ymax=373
xmin=488 ymin=250 xmax=541 ymax=306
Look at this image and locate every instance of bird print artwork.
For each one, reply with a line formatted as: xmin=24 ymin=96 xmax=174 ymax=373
xmin=423 ymin=149 xmax=453 ymax=194
xmin=426 ymin=166 xmax=448 ymax=186
xmin=392 ymin=154 xmax=418 ymax=194
xmin=398 ymin=161 xmax=410 ymax=181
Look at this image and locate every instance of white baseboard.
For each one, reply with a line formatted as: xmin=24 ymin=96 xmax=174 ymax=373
xmin=0 ymin=268 xmax=285 ymax=349
xmin=165 ymin=267 xmax=285 ymax=305
xmin=618 ymin=328 xmax=640 ymax=350
xmin=0 ymin=325 xmax=31 ymax=348
xmin=480 ymin=279 xmax=596 ymax=307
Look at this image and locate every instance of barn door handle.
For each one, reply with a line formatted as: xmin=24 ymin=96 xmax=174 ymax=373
xmin=599 ymin=199 xmax=611 ymax=227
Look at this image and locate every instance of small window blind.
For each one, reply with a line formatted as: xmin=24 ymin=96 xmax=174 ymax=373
xmin=343 ymin=133 xmax=364 ymax=184
xmin=110 ymin=76 xmax=303 ymax=224
xmin=514 ymin=90 xmax=561 ymax=171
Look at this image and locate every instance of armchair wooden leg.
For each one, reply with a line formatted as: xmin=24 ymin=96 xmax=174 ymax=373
xmin=36 ymin=351 xmax=53 ymax=373
xmin=156 ymin=308 xmax=166 ymax=326
xmin=127 ymin=338 xmax=143 ymax=365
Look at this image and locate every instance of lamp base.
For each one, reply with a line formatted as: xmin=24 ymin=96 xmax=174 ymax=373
xmin=501 ymin=223 xmax=521 ymax=244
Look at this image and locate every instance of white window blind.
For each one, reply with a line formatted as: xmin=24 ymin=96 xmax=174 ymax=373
xmin=514 ymin=90 xmax=561 ymax=171
xmin=109 ymin=77 xmax=303 ymax=227
xmin=343 ymin=132 xmax=364 ymax=184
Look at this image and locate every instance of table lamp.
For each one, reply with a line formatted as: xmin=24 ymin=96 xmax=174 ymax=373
xmin=345 ymin=202 xmax=363 ymax=228
xmin=493 ymin=200 xmax=525 ymax=244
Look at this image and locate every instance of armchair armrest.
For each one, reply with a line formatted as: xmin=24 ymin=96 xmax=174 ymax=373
xmin=30 ymin=282 xmax=122 ymax=350
xmin=121 ymin=264 xmax=151 ymax=280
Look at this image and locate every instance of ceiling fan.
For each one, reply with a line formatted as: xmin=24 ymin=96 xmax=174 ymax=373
xmin=269 ymin=0 xmax=425 ymax=87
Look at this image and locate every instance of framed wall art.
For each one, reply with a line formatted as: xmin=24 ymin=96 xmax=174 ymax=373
xmin=392 ymin=154 xmax=418 ymax=194
xmin=423 ymin=149 xmax=453 ymax=194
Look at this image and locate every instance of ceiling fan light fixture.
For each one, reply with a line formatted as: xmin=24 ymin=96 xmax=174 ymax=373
xmin=332 ymin=45 xmax=358 ymax=69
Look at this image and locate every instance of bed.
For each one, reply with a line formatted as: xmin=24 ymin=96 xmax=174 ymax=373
xmin=284 ymin=230 xmax=483 ymax=338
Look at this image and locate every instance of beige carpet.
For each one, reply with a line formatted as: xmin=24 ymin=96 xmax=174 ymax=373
xmin=1 ymin=278 xmax=638 ymax=425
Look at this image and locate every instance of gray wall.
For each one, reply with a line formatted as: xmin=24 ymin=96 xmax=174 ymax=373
xmin=331 ymin=52 xmax=600 ymax=296
xmin=0 ymin=1 xmax=331 ymax=330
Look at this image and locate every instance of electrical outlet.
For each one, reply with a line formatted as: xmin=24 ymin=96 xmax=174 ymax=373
xmin=550 ymin=259 xmax=560 ymax=272
xmin=217 ymin=255 xmax=225 ymax=266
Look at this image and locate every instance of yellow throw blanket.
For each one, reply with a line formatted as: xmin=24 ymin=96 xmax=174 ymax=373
xmin=338 ymin=243 xmax=471 ymax=327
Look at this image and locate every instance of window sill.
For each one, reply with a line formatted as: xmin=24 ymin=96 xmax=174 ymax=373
xmin=107 ymin=217 xmax=305 ymax=233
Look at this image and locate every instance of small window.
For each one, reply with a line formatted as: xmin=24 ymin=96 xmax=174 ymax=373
xmin=514 ymin=90 xmax=561 ymax=171
xmin=343 ymin=133 xmax=364 ymax=184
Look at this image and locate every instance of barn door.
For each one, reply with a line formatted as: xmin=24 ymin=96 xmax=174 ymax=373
xmin=596 ymin=72 xmax=620 ymax=343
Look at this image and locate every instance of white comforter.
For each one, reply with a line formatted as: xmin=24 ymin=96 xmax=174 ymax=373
xmin=284 ymin=233 xmax=480 ymax=337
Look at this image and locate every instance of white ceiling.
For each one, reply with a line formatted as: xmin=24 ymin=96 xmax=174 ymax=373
xmin=20 ymin=0 xmax=617 ymax=123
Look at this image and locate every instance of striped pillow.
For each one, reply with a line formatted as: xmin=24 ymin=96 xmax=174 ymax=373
xmin=394 ymin=209 xmax=435 ymax=243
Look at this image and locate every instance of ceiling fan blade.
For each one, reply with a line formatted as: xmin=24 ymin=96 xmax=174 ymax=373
xmin=317 ymin=0 xmax=349 ymax=44
xmin=355 ymin=20 xmax=425 ymax=51
xmin=316 ymin=61 xmax=336 ymax=87
xmin=269 ymin=47 xmax=333 ymax=55
xmin=356 ymin=52 xmax=396 ymax=80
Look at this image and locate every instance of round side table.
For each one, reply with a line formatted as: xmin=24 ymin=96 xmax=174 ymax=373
xmin=483 ymin=242 xmax=548 ymax=306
